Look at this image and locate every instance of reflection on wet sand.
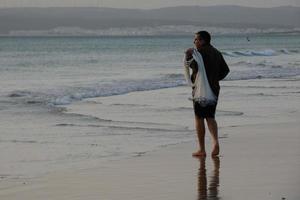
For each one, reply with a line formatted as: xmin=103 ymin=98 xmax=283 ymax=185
xmin=197 ymin=157 xmax=220 ymax=200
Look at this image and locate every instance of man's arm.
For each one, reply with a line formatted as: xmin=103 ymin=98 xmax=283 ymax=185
xmin=183 ymin=48 xmax=196 ymax=87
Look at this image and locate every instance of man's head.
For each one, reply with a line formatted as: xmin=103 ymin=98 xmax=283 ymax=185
xmin=194 ymin=31 xmax=211 ymax=49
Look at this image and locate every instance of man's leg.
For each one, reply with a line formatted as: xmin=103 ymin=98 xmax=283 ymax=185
xmin=206 ymin=118 xmax=220 ymax=156
xmin=193 ymin=115 xmax=206 ymax=157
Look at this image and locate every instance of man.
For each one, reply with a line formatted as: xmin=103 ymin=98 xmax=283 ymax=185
xmin=185 ymin=31 xmax=229 ymax=157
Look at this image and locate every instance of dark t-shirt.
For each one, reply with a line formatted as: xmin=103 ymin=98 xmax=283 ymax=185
xmin=189 ymin=44 xmax=229 ymax=98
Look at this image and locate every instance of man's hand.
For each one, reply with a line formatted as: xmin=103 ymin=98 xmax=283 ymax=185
xmin=185 ymin=48 xmax=193 ymax=55
xmin=185 ymin=48 xmax=193 ymax=60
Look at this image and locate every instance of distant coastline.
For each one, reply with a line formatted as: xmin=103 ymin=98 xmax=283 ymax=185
xmin=0 ymin=6 xmax=299 ymax=36
xmin=1 ymin=26 xmax=300 ymax=37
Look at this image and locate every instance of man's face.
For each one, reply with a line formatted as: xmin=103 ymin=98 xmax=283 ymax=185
xmin=194 ymin=34 xmax=204 ymax=49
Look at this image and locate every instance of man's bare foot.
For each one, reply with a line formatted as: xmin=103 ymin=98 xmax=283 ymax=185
xmin=192 ymin=150 xmax=206 ymax=157
xmin=211 ymin=145 xmax=220 ymax=157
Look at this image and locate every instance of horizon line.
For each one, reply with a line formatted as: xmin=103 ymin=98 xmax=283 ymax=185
xmin=0 ymin=5 xmax=299 ymax=10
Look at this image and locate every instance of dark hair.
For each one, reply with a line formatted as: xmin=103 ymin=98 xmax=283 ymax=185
xmin=196 ymin=31 xmax=211 ymax=44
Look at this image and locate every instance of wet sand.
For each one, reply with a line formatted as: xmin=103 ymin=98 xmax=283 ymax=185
xmin=0 ymin=122 xmax=299 ymax=200
xmin=1 ymin=78 xmax=300 ymax=199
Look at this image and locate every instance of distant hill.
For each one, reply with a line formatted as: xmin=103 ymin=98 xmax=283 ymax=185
xmin=0 ymin=6 xmax=299 ymax=35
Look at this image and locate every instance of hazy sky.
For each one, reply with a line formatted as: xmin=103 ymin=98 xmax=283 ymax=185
xmin=0 ymin=0 xmax=299 ymax=9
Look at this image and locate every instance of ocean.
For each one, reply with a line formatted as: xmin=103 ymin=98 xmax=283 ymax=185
xmin=1 ymin=33 xmax=300 ymax=181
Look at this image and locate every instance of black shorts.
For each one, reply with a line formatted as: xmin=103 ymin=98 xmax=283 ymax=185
xmin=193 ymin=101 xmax=217 ymax=118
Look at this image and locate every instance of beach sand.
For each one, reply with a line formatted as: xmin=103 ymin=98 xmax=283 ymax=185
xmin=1 ymin=123 xmax=299 ymax=200
xmin=1 ymin=78 xmax=300 ymax=200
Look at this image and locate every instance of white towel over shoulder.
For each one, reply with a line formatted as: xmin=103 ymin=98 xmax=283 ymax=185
xmin=183 ymin=48 xmax=217 ymax=106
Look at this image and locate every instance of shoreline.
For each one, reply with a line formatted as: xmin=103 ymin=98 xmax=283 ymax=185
xmin=1 ymin=76 xmax=300 ymax=199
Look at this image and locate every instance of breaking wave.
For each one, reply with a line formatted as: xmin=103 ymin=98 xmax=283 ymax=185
xmin=222 ymin=49 xmax=299 ymax=57
xmin=8 ymin=75 xmax=186 ymax=106
xmin=8 ymin=62 xmax=300 ymax=107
